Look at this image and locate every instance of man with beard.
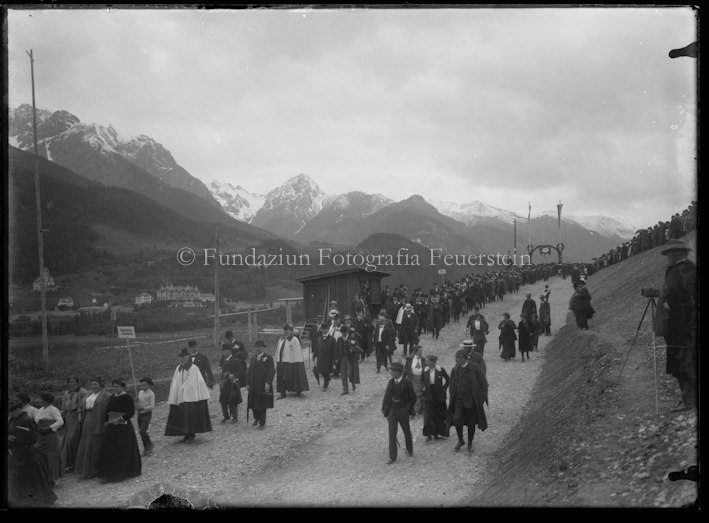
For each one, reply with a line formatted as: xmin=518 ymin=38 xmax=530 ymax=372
xmin=399 ymin=303 xmax=419 ymax=357
xmin=275 ymin=324 xmax=310 ymax=399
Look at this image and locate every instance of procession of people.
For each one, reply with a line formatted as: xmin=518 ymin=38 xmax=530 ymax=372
xmin=9 ymin=265 xmax=568 ymax=505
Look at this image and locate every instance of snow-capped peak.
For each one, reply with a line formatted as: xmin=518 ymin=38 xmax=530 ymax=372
xmin=210 ymin=180 xmax=266 ymax=223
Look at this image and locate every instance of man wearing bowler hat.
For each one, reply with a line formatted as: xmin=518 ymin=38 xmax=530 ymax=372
xmin=654 ymin=239 xmax=697 ymax=412
xmin=446 ymin=349 xmax=488 ymax=453
xmin=247 ymin=340 xmax=275 ymax=429
xmin=381 ymin=362 xmax=415 ymax=464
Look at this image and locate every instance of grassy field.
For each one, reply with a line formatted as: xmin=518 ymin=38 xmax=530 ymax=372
xmin=8 ymin=327 xmax=299 ymax=407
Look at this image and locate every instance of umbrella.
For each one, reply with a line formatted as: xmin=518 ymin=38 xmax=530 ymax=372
xmin=312 ymin=365 xmax=321 ymax=385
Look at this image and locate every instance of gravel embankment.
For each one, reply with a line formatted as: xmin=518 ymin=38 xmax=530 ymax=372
xmin=54 ymin=278 xmax=565 ymax=508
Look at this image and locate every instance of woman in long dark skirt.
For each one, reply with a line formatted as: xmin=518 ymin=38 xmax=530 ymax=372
xmin=34 ymin=392 xmax=64 ymax=487
xmin=97 ymin=379 xmax=142 ymax=483
xmin=60 ymin=376 xmax=88 ymax=473
xmin=498 ymin=313 xmax=517 ymax=361
xmin=421 ymin=355 xmax=450 ymax=441
xmin=8 ymin=398 xmax=57 ymax=507
xmin=517 ymin=313 xmax=535 ymax=362
xmin=75 ymin=377 xmax=111 ymax=479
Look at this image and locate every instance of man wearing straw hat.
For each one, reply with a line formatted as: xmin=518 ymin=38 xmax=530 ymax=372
xmin=654 ymin=239 xmax=697 ymax=412
xmin=381 ymin=362 xmax=415 ymax=464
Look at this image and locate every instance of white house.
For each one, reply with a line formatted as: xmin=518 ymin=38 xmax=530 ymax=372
xmin=56 ymin=297 xmax=74 ymax=310
xmin=135 ymin=293 xmax=153 ymax=305
xmin=200 ymin=293 xmax=216 ymax=303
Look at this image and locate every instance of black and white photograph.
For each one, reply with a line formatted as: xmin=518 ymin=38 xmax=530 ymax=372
xmin=5 ymin=6 xmax=697 ymax=508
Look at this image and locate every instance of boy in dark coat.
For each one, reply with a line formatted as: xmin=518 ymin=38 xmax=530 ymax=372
xmin=219 ymin=343 xmax=244 ymax=423
xmin=446 ymin=350 xmax=488 ymax=453
xmin=381 ymin=362 xmax=415 ymax=464
xmin=247 ymin=340 xmax=275 ymax=430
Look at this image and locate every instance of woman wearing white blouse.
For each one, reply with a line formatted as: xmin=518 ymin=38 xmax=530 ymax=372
xmin=34 ymin=393 xmax=64 ymax=486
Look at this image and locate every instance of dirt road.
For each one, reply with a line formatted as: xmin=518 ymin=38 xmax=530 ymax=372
xmin=217 ymin=278 xmax=571 ymax=507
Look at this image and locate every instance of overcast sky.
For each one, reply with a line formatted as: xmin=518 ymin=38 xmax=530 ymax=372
xmin=7 ymin=7 xmax=697 ymax=227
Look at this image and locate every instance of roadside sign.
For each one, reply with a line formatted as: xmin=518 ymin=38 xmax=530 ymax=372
xmin=117 ymin=326 xmax=136 ymax=339
xmin=437 ymin=269 xmax=446 ymax=275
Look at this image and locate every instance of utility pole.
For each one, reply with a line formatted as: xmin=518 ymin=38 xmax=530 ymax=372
xmin=213 ymin=228 xmax=219 ymax=350
xmin=27 ymin=50 xmax=49 ymax=373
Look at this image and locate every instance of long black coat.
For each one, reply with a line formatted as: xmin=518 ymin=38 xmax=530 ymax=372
xmin=247 ymin=353 xmax=275 ymax=411
xmin=313 ymin=335 xmax=336 ymax=376
xmin=446 ymin=362 xmax=488 ymax=431
xmin=399 ymin=312 xmax=419 ymax=344
xmin=517 ymin=320 xmax=535 ymax=352
xmin=521 ymin=299 xmax=537 ymax=319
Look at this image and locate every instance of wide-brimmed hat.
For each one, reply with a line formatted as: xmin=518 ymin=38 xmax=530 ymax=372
xmin=188 ymin=340 xmax=198 ymax=348
xmin=329 ymin=309 xmax=339 ymax=318
xmin=178 ymin=347 xmax=190 ymax=357
xmin=404 ymin=303 xmax=412 ymax=310
xmin=661 ymin=239 xmax=691 ymax=255
xmin=343 ymin=315 xmax=351 ymax=321
xmin=254 ymin=340 xmax=267 ymax=348
xmin=139 ymin=377 xmax=154 ymax=386
xmin=461 ymin=340 xmax=474 ymax=348
xmin=390 ymin=362 xmax=404 ymax=372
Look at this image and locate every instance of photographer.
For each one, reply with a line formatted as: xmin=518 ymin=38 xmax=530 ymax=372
xmin=654 ymin=239 xmax=697 ymax=412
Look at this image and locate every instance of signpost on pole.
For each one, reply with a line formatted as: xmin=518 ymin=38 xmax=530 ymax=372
xmin=438 ymin=268 xmax=446 ymax=285
xmin=117 ymin=326 xmax=138 ymax=398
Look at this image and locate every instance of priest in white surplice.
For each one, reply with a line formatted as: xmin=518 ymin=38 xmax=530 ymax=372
xmin=274 ymin=324 xmax=310 ymax=399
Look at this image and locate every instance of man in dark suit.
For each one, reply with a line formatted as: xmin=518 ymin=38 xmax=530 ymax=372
xmin=521 ymin=294 xmax=537 ymax=321
xmin=372 ymin=312 xmax=396 ymax=374
xmin=466 ymin=306 xmax=489 ymax=356
xmin=399 ymin=303 xmax=419 ymax=356
xmin=446 ymin=350 xmax=488 ymax=453
xmin=188 ymin=340 xmax=214 ymax=389
xmin=313 ymin=323 xmax=336 ymax=391
xmin=461 ymin=340 xmax=487 ymax=375
xmin=246 ymin=340 xmax=275 ymax=430
xmin=381 ymin=362 xmax=415 ymax=464
xmin=219 ymin=343 xmax=243 ymax=423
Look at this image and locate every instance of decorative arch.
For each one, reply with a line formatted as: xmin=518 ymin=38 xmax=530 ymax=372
xmin=527 ymin=243 xmax=564 ymax=264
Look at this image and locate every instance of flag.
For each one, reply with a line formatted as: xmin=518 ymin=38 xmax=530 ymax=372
xmin=557 ymin=202 xmax=563 ymax=228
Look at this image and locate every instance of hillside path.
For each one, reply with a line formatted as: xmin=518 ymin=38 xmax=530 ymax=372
xmin=216 ymin=277 xmax=573 ymax=507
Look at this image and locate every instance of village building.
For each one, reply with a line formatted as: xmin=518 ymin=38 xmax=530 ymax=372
xmin=32 ymin=268 xmax=56 ymax=292
xmin=157 ymin=284 xmax=201 ymax=302
xmin=135 ymin=292 xmax=153 ymax=305
xmin=200 ymin=293 xmax=216 ymax=303
xmin=56 ymin=297 xmax=74 ymax=310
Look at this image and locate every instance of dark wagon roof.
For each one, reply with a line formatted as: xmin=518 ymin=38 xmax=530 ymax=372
xmin=295 ymin=267 xmax=391 ymax=283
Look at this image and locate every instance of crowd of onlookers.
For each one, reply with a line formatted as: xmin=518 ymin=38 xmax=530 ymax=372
xmin=595 ymin=202 xmax=696 ymax=270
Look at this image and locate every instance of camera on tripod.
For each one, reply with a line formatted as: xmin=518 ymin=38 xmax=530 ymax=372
xmin=641 ymin=288 xmax=660 ymax=298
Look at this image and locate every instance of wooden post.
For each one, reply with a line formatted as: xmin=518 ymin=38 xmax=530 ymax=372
xmin=27 ymin=50 xmax=49 ymax=373
xmin=253 ymin=311 xmax=258 ymax=340
xmin=247 ymin=311 xmax=252 ymax=342
xmin=285 ymin=300 xmax=292 ymax=325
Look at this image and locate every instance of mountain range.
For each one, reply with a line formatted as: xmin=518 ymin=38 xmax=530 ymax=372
xmin=9 ymin=104 xmax=634 ymax=266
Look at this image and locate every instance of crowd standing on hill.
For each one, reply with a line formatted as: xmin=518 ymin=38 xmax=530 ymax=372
xmin=594 ymin=202 xmax=696 ymax=270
